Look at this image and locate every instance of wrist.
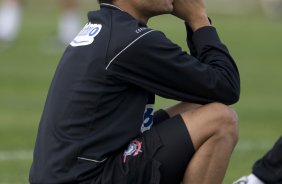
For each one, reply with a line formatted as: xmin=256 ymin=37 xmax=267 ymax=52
xmin=185 ymin=14 xmax=211 ymax=32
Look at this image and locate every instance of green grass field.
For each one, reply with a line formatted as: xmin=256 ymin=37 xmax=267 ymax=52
xmin=0 ymin=1 xmax=282 ymax=183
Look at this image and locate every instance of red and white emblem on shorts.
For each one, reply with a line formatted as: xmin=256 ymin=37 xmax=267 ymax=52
xmin=123 ymin=139 xmax=143 ymax=163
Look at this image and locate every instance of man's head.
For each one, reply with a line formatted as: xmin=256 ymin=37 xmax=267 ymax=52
xmin=98 ymin=0 xmax=174 ymax=23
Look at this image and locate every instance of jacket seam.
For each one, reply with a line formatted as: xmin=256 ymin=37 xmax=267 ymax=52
xmin=105 ymin=30 xmax=156 ymax=70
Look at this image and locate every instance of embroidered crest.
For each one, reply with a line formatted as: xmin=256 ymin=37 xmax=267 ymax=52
xmin=123 ymin=139 xmax=142 ymax=163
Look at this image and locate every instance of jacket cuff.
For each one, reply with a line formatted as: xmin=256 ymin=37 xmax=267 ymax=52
xmin=192 ymin=26 xmax=222 ymax=53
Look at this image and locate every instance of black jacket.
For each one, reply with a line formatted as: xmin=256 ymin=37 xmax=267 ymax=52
xmin=29 ymin=3 xmax=240 ymax=183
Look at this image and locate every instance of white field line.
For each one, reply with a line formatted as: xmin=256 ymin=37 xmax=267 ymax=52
xmin=0 ymin=150 xmax=32 ymax=161
xmin=0 ymin=140 xmax=273 ymax=161
xmin=234 ymin=140 xmax=273 ymax=151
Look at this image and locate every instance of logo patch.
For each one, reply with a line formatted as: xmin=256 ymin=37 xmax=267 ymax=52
xmin=141 ymin=104 xmax=154 ymax=133
xmin=123 ymin=139 xmax=142 ymax=163
xmin=70 ymin=23 xmax=102 ymax=47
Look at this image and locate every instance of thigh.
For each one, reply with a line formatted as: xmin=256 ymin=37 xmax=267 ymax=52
xmin=153 ymin=114 xmax=195 ymax=184
xmin=145 ymin=109 xmax=194 ymax=184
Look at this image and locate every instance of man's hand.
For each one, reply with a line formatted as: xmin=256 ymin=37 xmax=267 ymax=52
xmin=172 ymin=0 xmax=211 ymax=31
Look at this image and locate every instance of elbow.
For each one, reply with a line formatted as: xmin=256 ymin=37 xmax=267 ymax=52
xmin=227 ymin=90 xmax=240 ymax=105
xmin=224 ymin=84 xmax=240 ymax=105
xmin=222 ymin=73 xmax=241 ymax=105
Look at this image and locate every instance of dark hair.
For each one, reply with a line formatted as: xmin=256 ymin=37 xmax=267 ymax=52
xmin=98 ymin=0 xmax=113 ymax=4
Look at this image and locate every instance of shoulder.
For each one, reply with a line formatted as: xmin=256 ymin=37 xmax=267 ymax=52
xmin=133 ymin=29 xmax=173 ymax=47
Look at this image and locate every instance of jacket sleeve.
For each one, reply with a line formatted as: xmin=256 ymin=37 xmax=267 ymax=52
xmin=186 ymin=22 xmax=198 ymax=57
xmin=107 ymin=26 xmax=240 ymax=105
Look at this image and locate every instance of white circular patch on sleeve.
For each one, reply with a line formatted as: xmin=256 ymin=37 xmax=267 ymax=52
xmin=70 ymin=23 xmax=102 ymax=47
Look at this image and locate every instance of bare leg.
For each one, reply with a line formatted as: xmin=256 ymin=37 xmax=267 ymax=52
xmin=165 ymin=102 xmax=202 ymax=116
xmin=165 ymin=102 xmax=239 ymax=184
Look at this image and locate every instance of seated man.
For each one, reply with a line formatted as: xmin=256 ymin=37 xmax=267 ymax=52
xmin=29 ymin=0 xmax=241 ymax=183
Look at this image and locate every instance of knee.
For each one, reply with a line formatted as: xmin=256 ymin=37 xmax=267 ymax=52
xmin=209 ymin=103 xmax=239 ymax=145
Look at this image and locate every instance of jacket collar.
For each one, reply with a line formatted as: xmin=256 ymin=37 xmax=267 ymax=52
xmin=99 ymin=3 xmax=147 ymax=27
xmin=100 ymin=3 xmax=124 ymax=11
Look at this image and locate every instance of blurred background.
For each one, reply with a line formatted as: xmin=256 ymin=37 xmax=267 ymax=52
xmin=0 ymin=0 xmax=281 ymax=183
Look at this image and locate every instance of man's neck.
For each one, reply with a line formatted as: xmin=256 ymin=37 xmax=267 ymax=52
xmin=112 ymin=1 xmax=149 ymax=23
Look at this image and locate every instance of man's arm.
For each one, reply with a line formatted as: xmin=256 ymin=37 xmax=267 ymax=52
xmin=174 ymin=0 xmax=210 ymax=58
xmin=107 ymin=0 xmax=240 ymax=105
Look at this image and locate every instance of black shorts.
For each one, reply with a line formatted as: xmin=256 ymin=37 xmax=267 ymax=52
xmin=92 ymin=110 xmax=195 ymax=184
